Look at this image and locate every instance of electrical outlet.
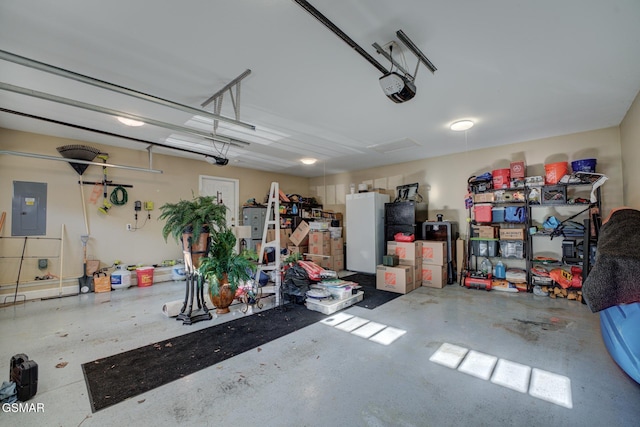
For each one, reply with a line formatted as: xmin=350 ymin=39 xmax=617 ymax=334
xmin=126 ymin=224 xmax=132 ymax=231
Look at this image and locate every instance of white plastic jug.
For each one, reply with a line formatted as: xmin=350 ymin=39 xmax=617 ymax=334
xmin=480 ymin=258 xmax=492 ymax=275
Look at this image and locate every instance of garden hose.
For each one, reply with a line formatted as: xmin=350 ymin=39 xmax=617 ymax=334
xmin=110 ymin=185 xmax=128 ymax=206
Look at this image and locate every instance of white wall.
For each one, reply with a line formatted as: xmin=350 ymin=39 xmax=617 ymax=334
xmin=620 ymin=89 xmax=640 ymax=209
xmin=0 ymin=129 xmax=311 ymax=291
xmin=311 ymin=127 xmax=624 ymax=240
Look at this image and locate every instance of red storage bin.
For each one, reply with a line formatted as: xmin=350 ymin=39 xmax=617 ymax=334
xmin=474 ymin=204 xmax=493 ymax=223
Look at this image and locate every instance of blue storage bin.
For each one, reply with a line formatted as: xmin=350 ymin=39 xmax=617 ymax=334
xmin=492 ymin=207 xmax=505 ymax=222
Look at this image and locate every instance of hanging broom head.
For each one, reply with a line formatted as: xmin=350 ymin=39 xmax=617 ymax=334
xmin=56 ymin=144 xmax=101 ymax=175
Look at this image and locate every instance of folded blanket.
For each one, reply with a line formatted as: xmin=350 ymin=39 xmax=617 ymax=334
xmin=583 ymin=208 xmax=640 ymax=312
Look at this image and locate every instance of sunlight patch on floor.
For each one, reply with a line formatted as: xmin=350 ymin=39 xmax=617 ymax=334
xmin=430 ymin=342 xmax=573 ymax=409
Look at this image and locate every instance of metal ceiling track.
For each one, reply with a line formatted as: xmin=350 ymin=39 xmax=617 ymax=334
xmin=0 ymin=107 xmax=230 ymax=164
xmin=293 ymin=1 xmax=437 ymax=78
xmin=0 ymin=82 xmax=250 ymax=148
xmin=0 ymin=49 xmax=256 ymax=131
xmin=292 ymin=0 xmax=389 ymax=75
xmin=201 ymin=69 xmax=252 ymax=134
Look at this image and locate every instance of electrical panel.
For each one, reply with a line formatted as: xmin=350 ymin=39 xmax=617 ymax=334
xmin=12 ymin=181 xmax=47 ymax=236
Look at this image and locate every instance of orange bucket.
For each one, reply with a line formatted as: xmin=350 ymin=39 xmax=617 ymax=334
xmin=544 ymin=162 xmax=568 ymax=184
xmin=136 ymin=267 xmax=154 ymax=287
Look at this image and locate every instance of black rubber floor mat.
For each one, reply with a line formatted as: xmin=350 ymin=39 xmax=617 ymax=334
xmin=345 ymin=273 xmax=403 ymax=309
xmin=82 ymin=304 xmax=326 ymax=412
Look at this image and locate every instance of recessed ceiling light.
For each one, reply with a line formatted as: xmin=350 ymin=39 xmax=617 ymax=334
xmin=300 ymin=158 xmax=317 ymax=165
xmin=450 ymin=120 xmax=474 ymax=131
xmin=117 ymin=117 xmax=145 ymax=127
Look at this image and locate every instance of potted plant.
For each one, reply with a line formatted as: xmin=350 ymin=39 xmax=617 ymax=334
xmin=158 ymin=194 xmax=227 ymax=268
xmin=198 ymin=228 xmax=257 ymax=314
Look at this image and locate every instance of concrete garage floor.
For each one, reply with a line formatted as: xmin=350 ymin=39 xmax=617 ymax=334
xmin=1 ymin=278 xmax=639 ymax=426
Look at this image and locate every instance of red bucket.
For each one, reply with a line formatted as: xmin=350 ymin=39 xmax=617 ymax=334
xmin=492 ymin=169 xmax=511 ymax=189
xmin=136 ymin=267 xmax=154 ymax=287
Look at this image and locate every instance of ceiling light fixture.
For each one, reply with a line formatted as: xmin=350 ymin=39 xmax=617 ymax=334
xmin=117 ymin=117 xmax=145 ymax=127
xmin=450 ymin=120 xmax=474 ymax=131
xmin=300 ymin=158 xmax=317 ymax=165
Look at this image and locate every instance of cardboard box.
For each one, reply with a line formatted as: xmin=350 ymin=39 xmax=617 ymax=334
xmin=289 ymin=221 xmax=310 ymax=246
xmin=456 ymin=238 xmax=466 ymax=281
xmin=330 ymin=237 xmax=344 ymax=255
xmin=413 ymin=264 xmax=421 ymax=285
xmin=306 ymin=254 xmax=343 ymax=271
xmin=420 ymin=264 xmax=447 ymax=288
xmin=510 ymin=161 xmax=526 ymax=179
xmin=266 ymin=228 xmax=292 ymax=248
xmin=376 ymin=265 xmax=414 ymax=294
xmin=419 ymin=241 xmax=447 ymax=266
xmin=472 ymin=225 xmax=500 ymax=239
xmin=307 ymin=254 xmax=331 ymax=269
xmin=309 ymin=230 xmax=331 ymax=254
xmin=309 ymin=243 xmax=331 ymax=255
xmin=287 ymin=244 xmax=308 ymax=255
xmin=332 ymin=254 xmax=344 ymax=271
xmin=474 ymin=192 xmax=495 ymax=203
xmin=387 ymin=241 xmax=423 ymax=261
xmin=499 ymin=228 xmax=525 ymax=240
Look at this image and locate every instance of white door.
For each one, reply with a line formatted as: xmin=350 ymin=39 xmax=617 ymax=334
xmin=199 ymin=176 xmax=239 ymax=227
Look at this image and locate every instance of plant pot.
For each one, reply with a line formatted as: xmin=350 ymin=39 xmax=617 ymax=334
xmin=181 ymin=226 xmax=210 ymax=269
xmin=209 ymin=274 xmax=235 ymax=314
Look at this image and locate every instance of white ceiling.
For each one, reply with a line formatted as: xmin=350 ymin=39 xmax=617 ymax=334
xmin=1 ymin=0 xmax=639 ymax=178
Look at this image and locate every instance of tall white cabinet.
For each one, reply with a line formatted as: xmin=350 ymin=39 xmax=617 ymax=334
xmin=346 ymin=192 xmax=390 ymax=274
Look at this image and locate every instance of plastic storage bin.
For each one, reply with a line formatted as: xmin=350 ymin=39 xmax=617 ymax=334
xmin=471 ymin=239 xmax=500 ymax=257
xmin=492 ymin=207 xmax=505 ymax=223
xmin=474 ymin=204 xmax=493 ymax=223
xmin=500 ymin=240 xmax=525 ymax=259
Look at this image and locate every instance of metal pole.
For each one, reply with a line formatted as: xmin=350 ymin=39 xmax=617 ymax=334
xmin=0 ymin=49 xmax=256 ymax=131
xmin=0 ymin=83 xmax=250 ymax=148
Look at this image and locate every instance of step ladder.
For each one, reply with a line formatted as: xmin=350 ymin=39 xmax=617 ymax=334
xmin=255 ymin=182 xmax=282 ymax=305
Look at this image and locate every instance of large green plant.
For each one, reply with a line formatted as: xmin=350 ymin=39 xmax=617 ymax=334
xmin=158 ymin=194 xmax=227 ymax=245
xmin=198 ymin=228 xmax=257 ymax=295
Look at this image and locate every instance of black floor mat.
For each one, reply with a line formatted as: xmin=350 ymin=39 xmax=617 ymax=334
xmin=345 ymin=273 xmax=402 ymax=309
xmin=82 ymin=304 xmax=326 ymax=412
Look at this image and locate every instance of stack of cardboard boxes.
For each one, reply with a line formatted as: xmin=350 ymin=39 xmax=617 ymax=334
xmin=376 ymin=241 xmax=423 ymax=294
xmin=307 ymin=230 xmax=344 ymax=271
xmin=287 ymin=220 xmax=309 ymax=255
xmin=419 ymin=241 xmax=448 ymax=288
xmin=376 ymin=240 xmax=448 ymax=293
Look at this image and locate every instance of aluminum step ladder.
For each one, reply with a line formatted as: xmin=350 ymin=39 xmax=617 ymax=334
xmin=255 ymin=182 xmax=282 ymax=305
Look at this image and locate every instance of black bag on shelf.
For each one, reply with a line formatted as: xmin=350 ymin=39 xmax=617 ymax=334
xmin=10 ymin=353 xmax=38 ymax=401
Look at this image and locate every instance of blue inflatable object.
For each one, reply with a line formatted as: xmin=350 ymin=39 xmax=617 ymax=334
xmin=599 ymin=302 xmax=640 ymax=384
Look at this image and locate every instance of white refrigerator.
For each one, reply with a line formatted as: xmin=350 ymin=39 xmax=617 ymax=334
xmin=346 ymin=192 xmax=390 ymax=274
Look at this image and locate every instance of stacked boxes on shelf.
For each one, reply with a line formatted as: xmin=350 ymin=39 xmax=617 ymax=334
xmin=376 ymin=241 xmax=423 ymax=294
xmin=418 ymin=241 xmax=448 ymax=288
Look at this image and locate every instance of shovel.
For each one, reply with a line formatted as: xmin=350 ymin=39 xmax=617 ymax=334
xmin=79 ymin=234 xmax=92 ymax=293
